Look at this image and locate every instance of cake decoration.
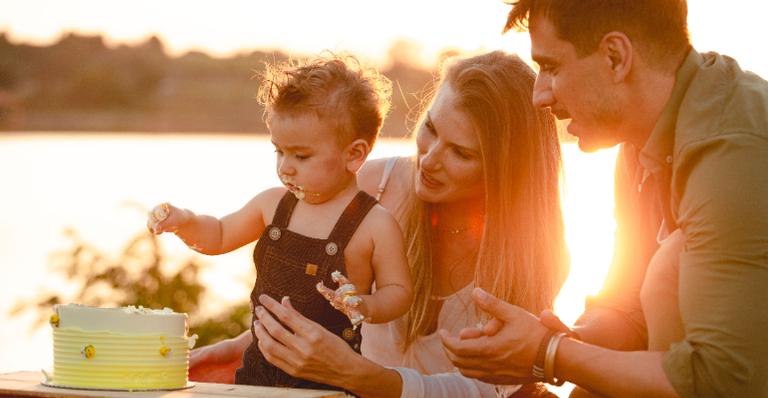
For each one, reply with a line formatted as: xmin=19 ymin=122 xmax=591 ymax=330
xmin=159 ymin=345 xmax=172 ymax=357
xmin=81 ymin=344 xmax=96 ymax=359
xmin=49 ymin=313 xmax=60 ymax=328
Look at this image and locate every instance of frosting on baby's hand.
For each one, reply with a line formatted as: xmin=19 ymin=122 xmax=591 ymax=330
xmin=316 ymin=271 xmax=367 ymax=327
xmin=147 ymin=203 xmax=171 ymax=234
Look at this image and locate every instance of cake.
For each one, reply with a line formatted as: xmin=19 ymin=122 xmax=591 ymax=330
xmin=48 ymin=304 xmax=196 ymax=390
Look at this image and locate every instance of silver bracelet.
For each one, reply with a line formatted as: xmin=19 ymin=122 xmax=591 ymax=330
xmin=544 ymin=332 xmax=566 ymax=386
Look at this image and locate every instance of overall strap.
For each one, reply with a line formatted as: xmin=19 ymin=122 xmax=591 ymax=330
xmin=326 ymin=191 xmax=379 ymax=252
xmin=271 ymin=191 xmax=299 ymax=228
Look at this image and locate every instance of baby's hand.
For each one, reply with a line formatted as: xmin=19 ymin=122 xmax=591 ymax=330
xmin=316 ymin=271 xmax=366 ymax=327
xmin=146 ymin=202 xmax=181 ymax=234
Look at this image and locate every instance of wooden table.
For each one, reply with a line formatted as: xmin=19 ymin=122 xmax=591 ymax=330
xmin=0 ymin=372 xmax=345 ymax=398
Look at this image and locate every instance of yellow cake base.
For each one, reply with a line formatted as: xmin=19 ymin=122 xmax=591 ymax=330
xmin=42 ymin=381 xmax=195 ymax=392
xmin=45 ymin=307 xmax=190 ymax=391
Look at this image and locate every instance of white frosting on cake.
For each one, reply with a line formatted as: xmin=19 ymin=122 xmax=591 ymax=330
xmin=50 ymin=304 xmax=194 ymax=390
xmin=55 ymin=304 xmax=188 ymax=335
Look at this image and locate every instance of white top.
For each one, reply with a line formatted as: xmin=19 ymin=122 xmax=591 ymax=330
xmin=366 ymin=156 xmax=518 ymax=398
xmin=375 ymin=156 xmax=400 ymax=201
xmin=361 ymin=285 xmax=520 ymax=398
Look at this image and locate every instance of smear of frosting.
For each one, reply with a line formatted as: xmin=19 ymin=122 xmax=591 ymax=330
xmin=121 ymin=305 xmax=176 ymax=315
xmin=279 ymin=175 xmax=306 ymax=200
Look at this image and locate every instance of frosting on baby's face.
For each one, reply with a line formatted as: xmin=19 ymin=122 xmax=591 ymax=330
xmin=279 ymin=174 xmax=306 ymax=200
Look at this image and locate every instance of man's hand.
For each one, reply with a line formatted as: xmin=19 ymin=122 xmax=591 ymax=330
xmin=539 ymin=309 xmax=574 ymax=334
xmin=440 ymin=288 xmax=548 ymax=385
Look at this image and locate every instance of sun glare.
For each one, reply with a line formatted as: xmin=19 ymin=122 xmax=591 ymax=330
xmin=556 ymin=145 xmax=619 ymax=325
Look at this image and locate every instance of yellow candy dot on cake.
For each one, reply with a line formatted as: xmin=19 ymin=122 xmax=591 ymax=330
xmin=81 ymin=344 xmax=96 ymax=359
xmin=159 ymin=345 xmax=172 ymax=357
xmin=49 ymin=313 xmax=60 ymax=327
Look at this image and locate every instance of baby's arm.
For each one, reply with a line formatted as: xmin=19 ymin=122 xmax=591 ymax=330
xmin=359 ymin=206 xmax=413 ymax=324
xmin=148 ymin=188 xmax=282 ymax=255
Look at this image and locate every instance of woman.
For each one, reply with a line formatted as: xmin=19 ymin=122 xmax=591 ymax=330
xmin=190 ymin=50 xmax=568 ymax=397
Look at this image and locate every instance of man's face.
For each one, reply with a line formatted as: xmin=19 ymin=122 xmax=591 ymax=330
xmin=530 ymin=17 xmax=625 ymax=152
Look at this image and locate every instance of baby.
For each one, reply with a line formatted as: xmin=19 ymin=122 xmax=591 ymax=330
xmin=147 ymin=54 xmax=412 ymax=391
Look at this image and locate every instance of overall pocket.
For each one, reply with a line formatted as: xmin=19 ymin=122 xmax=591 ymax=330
xmin=256 ymin=245 xmax=323 ymax=305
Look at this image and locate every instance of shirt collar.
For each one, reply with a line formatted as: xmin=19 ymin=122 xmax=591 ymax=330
xmin=639 ymin=49 xmax=702 ymax=173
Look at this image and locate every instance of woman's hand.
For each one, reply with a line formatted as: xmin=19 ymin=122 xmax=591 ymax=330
xmin=253 ymin=294 xmax=365 ymax=387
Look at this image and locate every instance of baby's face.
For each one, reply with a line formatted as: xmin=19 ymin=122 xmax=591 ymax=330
xmin=269 ymin=112 xmax=352 ymax=204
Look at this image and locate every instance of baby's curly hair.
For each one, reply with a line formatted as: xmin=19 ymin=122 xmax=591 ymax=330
xmin=258 ymin=53 xmax=392 ymax=147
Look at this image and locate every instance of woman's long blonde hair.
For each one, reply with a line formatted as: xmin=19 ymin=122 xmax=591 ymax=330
xmin=402 ymin=51 xmax=569 ymax=348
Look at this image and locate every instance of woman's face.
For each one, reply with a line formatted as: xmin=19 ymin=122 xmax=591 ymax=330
xmin=415 ymin=84 xmax=484 ymax=204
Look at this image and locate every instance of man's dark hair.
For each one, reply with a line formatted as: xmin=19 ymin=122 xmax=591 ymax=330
xmin=505 ymin=0 xmax=691 ymax=69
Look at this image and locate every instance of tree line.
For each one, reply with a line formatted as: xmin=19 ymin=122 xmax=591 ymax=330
xmin=0 ymin=32 xmax=437 ymax=136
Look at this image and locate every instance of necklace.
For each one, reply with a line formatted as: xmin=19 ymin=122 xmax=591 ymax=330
xmin=435 ymin=225 xmax=471 ymax=235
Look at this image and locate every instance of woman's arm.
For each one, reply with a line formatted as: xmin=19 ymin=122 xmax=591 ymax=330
xmin=255 ymin=294 xmax=507 ymax=398
xmin=393 ymin=367 xmax=518 ymax=398
xmin=188 ymin=330 xmax=251 ymax=383
xmin=254 ymin=294 xmax=404 ymax=398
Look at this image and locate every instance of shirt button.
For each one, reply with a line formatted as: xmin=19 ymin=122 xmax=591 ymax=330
xmin=637 ymin=183 xmax=643 ymax=193
xmin=665 ymin=155 xmax=673 ymax=164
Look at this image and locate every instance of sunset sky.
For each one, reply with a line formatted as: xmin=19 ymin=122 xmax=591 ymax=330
xmin=1 ymin=0 xmax=766 ymax=74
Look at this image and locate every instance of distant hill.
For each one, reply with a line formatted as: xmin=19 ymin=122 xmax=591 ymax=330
xmin=0 ymin=33 xmax=436 ymax=137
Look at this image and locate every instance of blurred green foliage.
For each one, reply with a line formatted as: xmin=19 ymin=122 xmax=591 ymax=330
xmin=11 ymin=227 xmax=251 ymax=348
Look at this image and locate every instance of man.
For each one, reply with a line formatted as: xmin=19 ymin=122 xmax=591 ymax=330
xmin=441 ymin=1 xmax=768 ymax=397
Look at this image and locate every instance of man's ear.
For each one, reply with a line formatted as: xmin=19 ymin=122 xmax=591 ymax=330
xmin=345 ymin=138 xmax=371 ymax=173
xmin=599 ymin=31 xmax=633 ymax=83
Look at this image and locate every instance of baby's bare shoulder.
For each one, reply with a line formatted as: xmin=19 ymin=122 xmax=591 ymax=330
xmin=362 ymin=204 xmax=402 ymax=238
xmin=245 ymin=186 xmax=288 ymax=225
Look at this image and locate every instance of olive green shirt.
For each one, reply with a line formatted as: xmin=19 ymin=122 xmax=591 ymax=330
xmin=640 ymin=49 xmax=768 ymax=397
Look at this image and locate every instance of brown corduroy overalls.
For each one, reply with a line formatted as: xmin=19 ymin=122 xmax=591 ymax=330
xmin=235 ymin=190 xmax=377 ymax=393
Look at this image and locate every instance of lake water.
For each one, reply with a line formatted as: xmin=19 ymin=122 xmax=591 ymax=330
xmin=0 ymin=133 xmax=617 ymax=390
